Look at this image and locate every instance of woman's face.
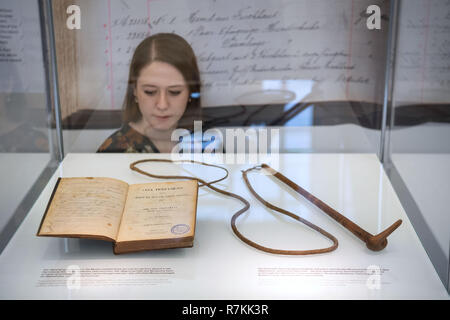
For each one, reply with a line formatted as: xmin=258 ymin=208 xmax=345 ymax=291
xmin=134 ymin=61 xmax=189 ymax=131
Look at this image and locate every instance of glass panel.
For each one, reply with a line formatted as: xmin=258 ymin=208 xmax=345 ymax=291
xmin=56 ymin=0 xmax=389 ymax=155
xmin=387 ymin=0 xmax=450 ymax=293
xmin=0 ymin=0 xmax=59 ymax=252
xmin=1 ymin=0 xmax=448 ymax=299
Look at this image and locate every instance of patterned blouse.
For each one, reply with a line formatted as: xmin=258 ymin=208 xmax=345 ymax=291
xmin=97 ymin=123 xmax=160 ymax=153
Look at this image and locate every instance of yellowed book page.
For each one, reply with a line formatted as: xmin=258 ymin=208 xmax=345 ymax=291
xmin=39 ymin=177 xmax=129 ymax=240
xmin=116 ymin=180 xmax=198 ymax=242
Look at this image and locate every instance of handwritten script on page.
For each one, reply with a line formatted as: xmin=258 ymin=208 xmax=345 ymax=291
xmin=39 ymin=178 xmax=129 ymax=240
xmin=77 ymin=0 xmax=390 ymax=109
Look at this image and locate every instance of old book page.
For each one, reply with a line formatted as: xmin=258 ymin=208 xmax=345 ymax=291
xmin=116 ymin=180 xmax=198 ymax=243
xmin=38 ymin=177 xmax=129 ymax=241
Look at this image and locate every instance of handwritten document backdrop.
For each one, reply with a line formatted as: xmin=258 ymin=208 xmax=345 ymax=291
xmin=393 ymin=0 xmax=450 ymax=105
xmin=73 ymin=0 xmax=388 ymax=111
xmin=59 ymin=0 xmax=449 ymax=116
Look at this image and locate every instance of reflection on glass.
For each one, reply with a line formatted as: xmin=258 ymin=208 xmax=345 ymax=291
xmin=58 ymin=0 xmax=388 ymax=155
xmin=387 ymin=0 xmax=450 ymax=293
xmin=0 ymin=0 xmax=53 ymax=252
xmin=0 ymin=93 xmax=49 ymax=153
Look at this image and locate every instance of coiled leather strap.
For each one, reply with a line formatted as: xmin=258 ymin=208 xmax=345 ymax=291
xmin=129 ymin=159 xmax=338 ymax=255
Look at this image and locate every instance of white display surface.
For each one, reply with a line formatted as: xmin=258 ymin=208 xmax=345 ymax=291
xmin=0 ymin=153 xmax=448 ymax=299
xmin=391 ymin=153 xmax=450 ymax=258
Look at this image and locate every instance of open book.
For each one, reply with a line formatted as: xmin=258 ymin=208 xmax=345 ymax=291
xmin=37 ymin=177 xmax=198 ymax=254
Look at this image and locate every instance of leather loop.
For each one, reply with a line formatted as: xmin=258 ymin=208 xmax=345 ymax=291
xmin=241 ymin=166 xmax=338 ymax=255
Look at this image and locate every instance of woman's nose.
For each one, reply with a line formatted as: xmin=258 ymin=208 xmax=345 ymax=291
xmin=156 ymin=92 xmax=169 ymax=110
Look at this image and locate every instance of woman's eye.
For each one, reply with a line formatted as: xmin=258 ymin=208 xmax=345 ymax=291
xmin=169 ymin=90 xmax=181 ymax=96
xmin=144 ymin=90 xmax=157 ymax=96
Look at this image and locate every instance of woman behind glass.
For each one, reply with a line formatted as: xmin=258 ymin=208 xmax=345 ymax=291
xmin=97 ymin=33 xmax=201 ymax=153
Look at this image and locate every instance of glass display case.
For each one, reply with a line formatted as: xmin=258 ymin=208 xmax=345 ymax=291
xmin=0 ymin=0 xmax=448 ymax=300
xmin=383 ymin=0 xmax=450 ymax=294
xmin=0 ymin=0 xmax=62 ymax=253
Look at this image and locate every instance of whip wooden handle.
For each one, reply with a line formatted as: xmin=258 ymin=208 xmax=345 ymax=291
xmin=261 ymin=164 xmax=402 ymax=251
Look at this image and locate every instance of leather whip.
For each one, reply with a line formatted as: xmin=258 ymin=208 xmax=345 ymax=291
xmin=129 ymin=159 xmax=338 ymax=255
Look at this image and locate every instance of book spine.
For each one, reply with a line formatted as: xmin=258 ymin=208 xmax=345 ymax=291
xmin=36 ymin=177 xmax=62 ymax=236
